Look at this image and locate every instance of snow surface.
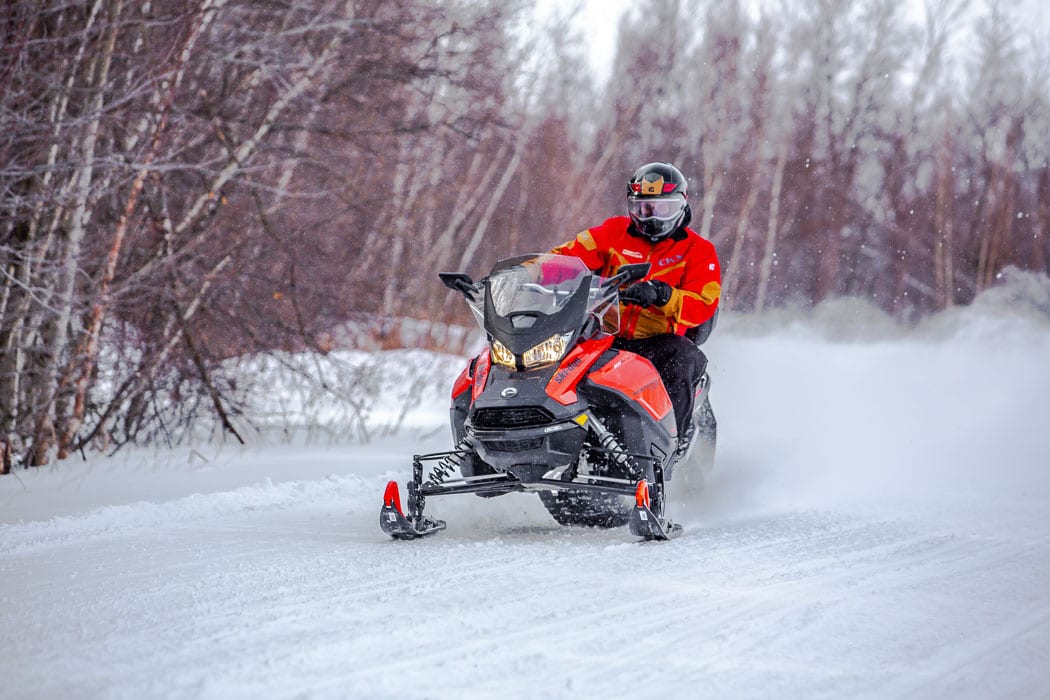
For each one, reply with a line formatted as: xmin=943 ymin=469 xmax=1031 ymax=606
xmin=3 ymin=278 xmax=1050 ymax=699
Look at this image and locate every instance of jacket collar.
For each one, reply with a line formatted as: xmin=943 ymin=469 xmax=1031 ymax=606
xmin=627 ymin=221 xmax=690 ymax=243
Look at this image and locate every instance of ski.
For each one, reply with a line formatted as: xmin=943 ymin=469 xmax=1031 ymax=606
xmin=379 ymin=481 xmax=446 ymax=540
xmin=628 ymin=480 xmax=682 ymax=541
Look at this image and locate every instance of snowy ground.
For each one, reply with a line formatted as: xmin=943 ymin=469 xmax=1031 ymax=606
xmin=3 ymin=285 xmax=1050 ymax=699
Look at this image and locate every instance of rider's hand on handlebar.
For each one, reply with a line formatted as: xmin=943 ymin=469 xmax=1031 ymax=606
xmin=620 ymin=280 xmax=672 ymax=308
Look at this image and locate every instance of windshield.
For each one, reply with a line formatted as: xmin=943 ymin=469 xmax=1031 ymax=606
xmin=487 ymin=255 xmax=590 ymax=317
xmin=462 ymin=254 xmax=620 ymax=340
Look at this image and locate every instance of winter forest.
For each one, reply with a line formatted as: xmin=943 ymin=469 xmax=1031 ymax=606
xmin=2 ymin=0 xmax=1048 ymax=469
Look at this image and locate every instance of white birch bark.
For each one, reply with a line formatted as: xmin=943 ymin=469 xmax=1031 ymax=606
xmin=754 ymin=139 xmax=788 ymax=312
xmin=59 ymin=0 xmax=228 ymax=455
xmin=30 ymin=0 xmax=122 ymax=464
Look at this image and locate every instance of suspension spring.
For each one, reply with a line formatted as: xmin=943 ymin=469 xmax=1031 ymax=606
xmin=425 ymin=437 xmax=473 ymax=486
xmin=587 ymin=414 xmax=641 ymax=479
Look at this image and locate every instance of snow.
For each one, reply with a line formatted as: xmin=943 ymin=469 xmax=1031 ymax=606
xmin=3 ymin=276 xmax=1050 ymax=699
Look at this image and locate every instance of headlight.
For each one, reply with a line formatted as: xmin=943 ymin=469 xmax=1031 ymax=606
xmin=490 ymin=339 xmax=516 ymax=369
xmin=522 ymin=333 xmax=572 ymax=368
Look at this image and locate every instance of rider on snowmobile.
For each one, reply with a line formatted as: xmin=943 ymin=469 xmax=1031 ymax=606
xmin=551 ymin=162 xmax=721 ymax=454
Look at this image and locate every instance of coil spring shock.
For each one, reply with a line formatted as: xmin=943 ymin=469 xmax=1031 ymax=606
xmin=587 ymin=414 xmax=641 ymax=479
xmin=425 ymin=437 xmax=473 ymax=486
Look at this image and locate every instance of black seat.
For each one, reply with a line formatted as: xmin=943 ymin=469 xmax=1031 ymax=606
xmin=685 ymin=307 xmax=719 ymax=346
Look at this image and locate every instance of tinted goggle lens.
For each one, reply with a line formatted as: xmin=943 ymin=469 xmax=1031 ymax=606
xmin=629 ymin=197 xmax=682 ymax=219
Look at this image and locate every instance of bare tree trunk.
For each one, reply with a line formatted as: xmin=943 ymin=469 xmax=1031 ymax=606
xmin=0 ymin=438 xmax=11 ymax=475
xmin=30 ymin=0 xmax=121 ymax=465
xmin=58 ymin=1 xmax=230 ymax=457
xmin=697 ymin=169 xmax=724 ymax=242
xmin=981 ymin=172 xmax=1015 ymax=291
xmin=427 ymin=142 xmax=509 ymax=275
xmin=456 ymin=136 xmax=527 ymax=271
xmin=976 ymin=152 xmax=1018 ymax=293
xmin=754 ymin=139 xmax=788 ymax=312
xmin=1034 ymin=165 xmax=1050 ymax=273
xmin=722 ymin=170 xmax=762 ymax=311
xmin=933 ymin=130 xmax=956 ymax=309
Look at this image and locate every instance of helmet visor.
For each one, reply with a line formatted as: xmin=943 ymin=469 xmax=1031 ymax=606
xmin=628 ymin=195 xmax=684 ymax=221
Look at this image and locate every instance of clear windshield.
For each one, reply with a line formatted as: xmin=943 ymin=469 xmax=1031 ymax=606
xmin=488 ymin=255 xmax=589 ymax=316
xmin=464 ymin=254 xmax=619 ymax=335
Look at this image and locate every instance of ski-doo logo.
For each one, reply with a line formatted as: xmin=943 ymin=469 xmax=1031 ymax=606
xmin=623 ymin=250 xmax=643 ymax=259
xmin=658 ymin=254 xmax=684 ymax=267
xmin=500 ymin=387 xmax=518 ymax=398
xmin=553 ymin=357 xmax=582 ymax=383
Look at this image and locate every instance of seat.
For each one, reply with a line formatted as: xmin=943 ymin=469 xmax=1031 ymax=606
xmin=684 ymin=307 xmax=719 ymax=346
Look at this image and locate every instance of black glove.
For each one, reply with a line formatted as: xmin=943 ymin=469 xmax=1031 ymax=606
xmin=620 ymin=280 xmax=673 ymax=308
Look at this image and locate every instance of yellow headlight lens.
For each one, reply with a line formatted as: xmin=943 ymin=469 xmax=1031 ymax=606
xmin=522 ymin=333 xmax=572 ymax=368
xmin=490 ymin=340 xmax=516 ymax=369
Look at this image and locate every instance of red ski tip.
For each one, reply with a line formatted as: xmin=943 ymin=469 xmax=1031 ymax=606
xmin=635 ymin=480 xmax=651 ymax=509
xmin=383 ymin=480 xmax=404 ymax=516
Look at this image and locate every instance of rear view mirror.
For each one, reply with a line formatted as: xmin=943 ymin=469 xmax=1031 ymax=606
xmin=438 ymin=272 xmax=479 ymax=296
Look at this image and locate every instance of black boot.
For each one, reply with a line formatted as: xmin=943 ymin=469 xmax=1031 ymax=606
xmin=672 ymin=370 xmax=709 ymax=463
xmin=673 ymin=421 xmax=694 ymax=463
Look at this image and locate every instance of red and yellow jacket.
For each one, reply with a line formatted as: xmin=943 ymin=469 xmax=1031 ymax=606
xmin=552 ymin=216 xmax=721 ymax=339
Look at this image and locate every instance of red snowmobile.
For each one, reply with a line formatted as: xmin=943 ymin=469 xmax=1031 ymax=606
xmin=380 ymin=254 xmax=716 ymax=541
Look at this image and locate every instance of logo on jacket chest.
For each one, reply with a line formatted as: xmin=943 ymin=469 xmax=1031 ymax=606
xmin=622 ymin=250 xmax=682 ymax=267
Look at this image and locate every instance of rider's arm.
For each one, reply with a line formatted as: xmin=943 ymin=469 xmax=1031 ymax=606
xmin=655 ymin=237 xmax=721 ymax=329
xmin=551 ymin=227 xmax=607 ymax=272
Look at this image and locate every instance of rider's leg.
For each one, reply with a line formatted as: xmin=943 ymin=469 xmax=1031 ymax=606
xmin=613 ymin=335 xmax=705 ymax=438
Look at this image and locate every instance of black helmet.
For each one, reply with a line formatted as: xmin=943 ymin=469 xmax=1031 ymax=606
xmin=626 ymin=162 xmax=689 ymax=242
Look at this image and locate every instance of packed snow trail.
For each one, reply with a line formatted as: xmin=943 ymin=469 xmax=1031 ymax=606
xmin=4 ymin=465 xmax=1049 ymax=699
xmin=2 ymin=299 xmax=1050 ymax=699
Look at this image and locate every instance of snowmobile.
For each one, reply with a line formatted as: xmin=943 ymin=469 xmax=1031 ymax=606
xmin=379 ymin=253 xmax=716 ymax=541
